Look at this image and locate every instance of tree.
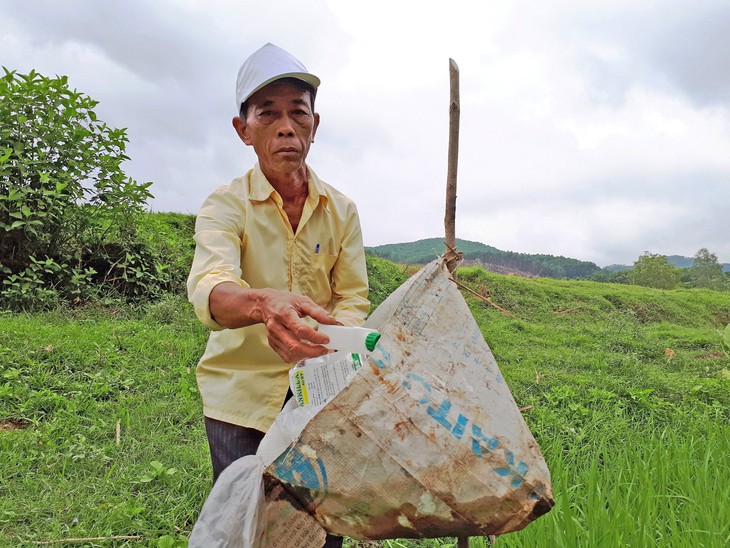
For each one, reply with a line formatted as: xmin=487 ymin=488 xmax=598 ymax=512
xmin=688 ymin=248 xmax=726 ymax=290
xmin=631 ymin=252 xmax=680 ymax=289
xmin=0 ymin=68 xmax=153 ymax=309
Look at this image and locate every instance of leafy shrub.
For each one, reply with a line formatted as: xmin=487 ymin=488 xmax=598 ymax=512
xmin=630 ymin=252 xmax=681 ymax=289
xmin=134 ymin=212 xmax=196 ymax=295
xmin=0 ymin=68 xmax=181 ymax=309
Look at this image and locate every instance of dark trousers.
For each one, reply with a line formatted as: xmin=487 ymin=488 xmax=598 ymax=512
xmin=204 ymin=416 xmax=343 ymax=548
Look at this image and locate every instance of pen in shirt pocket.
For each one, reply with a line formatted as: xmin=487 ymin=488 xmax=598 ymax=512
xmin=315 ymin=243 xmax=320 ymax=254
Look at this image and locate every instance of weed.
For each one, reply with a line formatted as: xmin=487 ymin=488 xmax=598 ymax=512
xmin=137 ymin=461 xmax=178 ymax=485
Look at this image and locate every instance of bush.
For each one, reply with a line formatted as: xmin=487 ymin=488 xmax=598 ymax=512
xmin=630 ymin=252 xmax=680 ymax=290
xmin=0 ymin=68 xmax=181 ymax=310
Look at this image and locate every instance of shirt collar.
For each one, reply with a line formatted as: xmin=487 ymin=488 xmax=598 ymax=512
xmin=249 ymin=163 xmax=329 ymax=209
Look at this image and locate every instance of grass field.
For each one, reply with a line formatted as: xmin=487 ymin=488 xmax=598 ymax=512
xmin=1 ymin=263 xmax=729 ymax=547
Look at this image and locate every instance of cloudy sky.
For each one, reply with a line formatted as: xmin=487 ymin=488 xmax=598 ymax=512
xmin=3 ymin=0 xmax=729 ymax=266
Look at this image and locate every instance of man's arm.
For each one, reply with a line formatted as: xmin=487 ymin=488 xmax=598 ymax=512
xmin=188 ymin=186 xmax=338 ymax=363
xmin=330 ymin=201 xmax=370 ymax=326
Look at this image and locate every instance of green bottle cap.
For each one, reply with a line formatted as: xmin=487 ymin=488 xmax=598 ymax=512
xmin=365 ymin=332 xmax=381 ymax=352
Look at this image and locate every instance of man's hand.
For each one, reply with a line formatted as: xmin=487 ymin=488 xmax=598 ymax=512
xmin=256 ymin=288 xmax=341 ymax=362
xmin=209 ymin=283 xmax=340 ymax=363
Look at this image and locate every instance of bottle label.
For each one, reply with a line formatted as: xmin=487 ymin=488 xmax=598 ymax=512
xmin=290 ymin=353 xmax=365 ymax=407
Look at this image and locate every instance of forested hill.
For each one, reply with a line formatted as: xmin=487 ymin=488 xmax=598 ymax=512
xmin=365 ymin=238 xmax=601 ymax=279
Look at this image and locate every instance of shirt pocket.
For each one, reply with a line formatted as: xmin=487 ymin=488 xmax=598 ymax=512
xmin=305 ymin=252 xmax=338 ymax=305
xmin=312 ymin=252 xmax=338 ymax=277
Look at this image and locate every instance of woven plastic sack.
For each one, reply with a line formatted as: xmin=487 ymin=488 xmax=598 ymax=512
xmin=263 ymin=258 xmax=554 ymax=540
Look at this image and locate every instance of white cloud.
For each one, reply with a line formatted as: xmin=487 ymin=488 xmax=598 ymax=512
xmin=2 ymin=0 xmax=729 ymax=266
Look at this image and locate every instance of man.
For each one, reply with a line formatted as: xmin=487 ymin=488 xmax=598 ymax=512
xmin=187 ymin=43 xmax=370 ymax=546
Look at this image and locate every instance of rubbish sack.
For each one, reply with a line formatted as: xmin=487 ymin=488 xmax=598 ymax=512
xmin=263 ymin=257 xmax=554 ymax=540
xmin=258 ymin=399 xmax=322 ymax=468
xmin=259 ymin=401 xmax=330 ymax=547
xmin=190 ymin=401 xmax=328 ymax=548
xmin=189 ymin=455 xmax=267 ymax=547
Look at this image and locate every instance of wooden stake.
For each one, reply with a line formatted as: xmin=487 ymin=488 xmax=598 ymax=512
xmin=447 ymin=57 xmax=467 ymax=548
xmin=444 ymin=58 xmax=461 ymax=273
xmin=451 ymin=278 xmax=513 ymax=317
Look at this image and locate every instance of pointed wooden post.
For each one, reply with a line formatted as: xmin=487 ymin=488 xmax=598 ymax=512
xmin=444 ymin=58 xmax=461 ymax=274
xmin=446 ymin=57 xmax=466 ymax=546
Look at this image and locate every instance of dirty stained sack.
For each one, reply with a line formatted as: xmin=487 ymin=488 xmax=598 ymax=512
xmin=263 ymin=258 xmax=554 ymax=540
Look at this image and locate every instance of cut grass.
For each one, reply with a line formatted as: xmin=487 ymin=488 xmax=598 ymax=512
xmin=1 ymin=265 xmax=729 ymax=547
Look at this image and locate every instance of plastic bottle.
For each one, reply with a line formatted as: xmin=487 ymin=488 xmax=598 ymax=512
xmin=318 ymin=324 xmax=381 ymax=355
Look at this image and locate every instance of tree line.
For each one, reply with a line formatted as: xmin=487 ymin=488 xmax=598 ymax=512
xmin=585 ymin=249 xmax=729 ymax=291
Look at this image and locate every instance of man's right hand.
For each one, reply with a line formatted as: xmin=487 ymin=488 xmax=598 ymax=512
xmin=209 ymin=282 xmax=340 ymax=363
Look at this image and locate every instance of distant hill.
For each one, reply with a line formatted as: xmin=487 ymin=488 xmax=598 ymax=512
xmin=365 ymin=238 xmax=601 ymax=279
xmin=603 ymin=264 xmax=632 ymax=273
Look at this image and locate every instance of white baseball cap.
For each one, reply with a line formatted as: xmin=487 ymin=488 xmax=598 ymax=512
xmin=235 ymin=43 xmax=321 ymax=114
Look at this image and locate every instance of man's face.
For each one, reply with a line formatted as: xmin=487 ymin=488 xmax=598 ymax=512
xmin=236 ymin=80 xmax=319 ymax=178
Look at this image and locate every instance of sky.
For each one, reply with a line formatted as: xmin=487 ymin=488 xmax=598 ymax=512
xmin=2 ymin=0 xmax=729 ymax=267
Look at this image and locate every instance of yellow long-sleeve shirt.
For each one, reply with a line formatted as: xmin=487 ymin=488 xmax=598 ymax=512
xmin=187 ymin=164 xmax=370 ymax=431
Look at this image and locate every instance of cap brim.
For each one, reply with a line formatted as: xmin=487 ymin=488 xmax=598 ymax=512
xmin=243 ymin=72 xmax=321 ymax=106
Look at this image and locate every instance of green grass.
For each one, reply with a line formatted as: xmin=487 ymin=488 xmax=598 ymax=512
xmin=0 ymin=297 xmax=209 ymax=547
xmin=1 ymin=264 xmax=729 ymax=546
xmin=455 ymin=267 xmax=730 ymax=547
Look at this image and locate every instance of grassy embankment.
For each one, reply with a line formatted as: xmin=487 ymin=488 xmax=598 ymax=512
xmin=1 ymin=256 xmax=729 ymax=547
